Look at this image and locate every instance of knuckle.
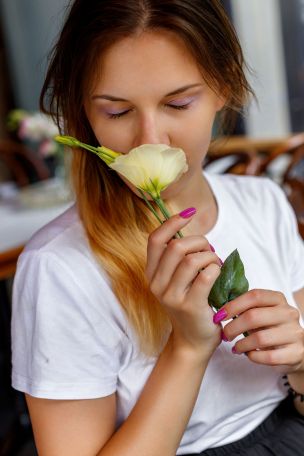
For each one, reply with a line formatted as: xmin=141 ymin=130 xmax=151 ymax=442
xmin=266 ymin=351 xmax=278 ymax=366
xmin=274 ymin=290 xmax=286 ymax=304
xmin=254 ymin=331 xmax=268 ymax=348
xmin=184 ymin=253 xmax=199 ymax=268
xmin=245 ymin=308 xmax=259 ymax=325
xmin=209 ymin=252 xmax=221 ymax=264
xmin=248 ymin=289 xmax=262 ymax=303
xmin=148 ymin=231 xmax=162 ymax=247
xmin=200 ymin=236 xmax=210 ymax=249
xmin=196 ymin=270 xmax=211 ymax=286
xmin=167 ymin=239 xmax=184 ymax=255
xmin=198 ymin=264 xmax=221 ymax=284
xmin=288 ymin=306 xmax=300 ymax=320
xmin=296 ymin=328 xmax=304 ymax=346
xmin=194 ymin=270 xmax=208 ymax=285
xmin=296 ymin=343 xmax=304 ymax=361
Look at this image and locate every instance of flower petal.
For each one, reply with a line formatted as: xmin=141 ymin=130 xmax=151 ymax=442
xmin=109 ymin=144 xmax=188 ymax=196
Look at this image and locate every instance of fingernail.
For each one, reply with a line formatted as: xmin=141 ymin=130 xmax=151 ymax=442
xmin=209 ymin=244 xmax=223 ymax=266
xmin=213 ymin=308 xmax=228 ymax=324
xmin=221 ymin=331 xmax=228 ymax=342
xmin=232 ymin=346 xmax=241 ymax=355
xmin=179 ymin=207 xmax=196 ymax=218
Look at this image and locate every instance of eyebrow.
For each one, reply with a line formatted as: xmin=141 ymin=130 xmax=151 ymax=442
xmin=92 ymin=83 xmax=203 ymax=102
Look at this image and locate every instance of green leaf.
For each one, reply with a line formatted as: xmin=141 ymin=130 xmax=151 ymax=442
xmin=208 ymin=249 xmax=249 ymax=309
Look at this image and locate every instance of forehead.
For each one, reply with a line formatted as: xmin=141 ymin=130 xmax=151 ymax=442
xmin=90 ymin=30 xmax=205 ymax=96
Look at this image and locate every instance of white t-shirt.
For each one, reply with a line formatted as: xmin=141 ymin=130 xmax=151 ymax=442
xmin=11 ymin=173 xmax=304 ymax=454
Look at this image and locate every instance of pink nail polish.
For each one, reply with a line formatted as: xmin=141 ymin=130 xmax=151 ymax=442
xmin=209 ymin=244 xmax=215 ymax=252
xmin=221 ymin=331 xmax=228 ymax=342
xmin=232 ymin=346 xmax=241 ymax=355
xmin=213 ymin=308 xmax=228 ymax=324
xmin=179 ymin=207 xmax=196 ymax=218
xmin=219 ymin=258 xmax=224 ymax=266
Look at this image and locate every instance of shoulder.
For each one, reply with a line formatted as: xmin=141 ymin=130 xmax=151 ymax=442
xmin=18 ymin=204 xmax=110 ymax=289
xmin=23 ymin=203 xmax=89 ymax=259
xmin=14 ymin=204 xmax=127 ymax=334
xmin=205 ymin=171 xmax=283 ymax=197
xmin=205 ymin=172 xmax=287 ymax=214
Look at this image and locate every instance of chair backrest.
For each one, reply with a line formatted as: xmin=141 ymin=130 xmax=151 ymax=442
xmin=0 ymin=139 xmax=50 ymax=187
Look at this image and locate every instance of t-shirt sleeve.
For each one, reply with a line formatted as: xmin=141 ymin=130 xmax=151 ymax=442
xmin=11 ymin=250 xmax=124 ymax=399
xmin=268 ymin=179 xmax=304 ymax=293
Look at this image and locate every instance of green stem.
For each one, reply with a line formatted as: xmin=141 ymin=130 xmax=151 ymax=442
xmin=154 ymin=197 xmax=183 ymax=239
xmin=138 ymin=189 xmax=164 ymax=225
xmin=77 ymin=142 xmax=115 ymax=163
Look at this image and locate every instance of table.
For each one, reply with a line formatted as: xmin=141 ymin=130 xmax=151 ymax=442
xmin=0 ymin=179 xmax=72 ymax=279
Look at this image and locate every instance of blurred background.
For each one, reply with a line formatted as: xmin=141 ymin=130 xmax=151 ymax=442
xmin=0 ymin=0 xmax=303 ymax=454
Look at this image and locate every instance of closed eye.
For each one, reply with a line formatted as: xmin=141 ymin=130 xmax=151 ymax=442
xmin=107 ymin=110 xmax=132 ymax=119
xmin=166 ymin=103 xmax=191 ymax=110
xmin=106 ymin=100 xmax=192 ymax=119
xmin=166 ymin=95 xmax=195 ymax=111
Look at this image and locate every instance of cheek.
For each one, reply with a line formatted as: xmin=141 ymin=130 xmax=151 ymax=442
xmin=178 ymin=115 xmax=216 ymax=164
xmin=90 ymin=119 xmax=132 ymax=153
xmin=180 ymin=115 xmax=214 ymax=150
xmin=99 ymin=129 xmax=128 ymax=152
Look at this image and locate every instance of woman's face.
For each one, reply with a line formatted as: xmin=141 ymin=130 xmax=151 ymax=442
xmin=85 ymin=29 xmax=224 ymax=187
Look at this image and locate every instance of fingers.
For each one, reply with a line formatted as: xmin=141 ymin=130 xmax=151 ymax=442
xmin=232 ymin=324 xmax=303 ymax=354
xmin=246 ymin=343 xmax=304 ymax=368
xmin=150 ymin=237 xmax=220 ymax=295
xmin=223 ymin=306 xmax=299 ymax=341
xmin=227 ymin=325 xmax=304 ymax=370
xmin=158 ymin=253 xmax=221 ymax=305
xmin=222 ymin=289 xmax=288 ymax=320
xmin=215 ymin=288 xmax=304 ymax=369
xmin=171 ymin=252 xmax=222 ymax=296
xmin=145 ymin=211 xmax=197 ymax=281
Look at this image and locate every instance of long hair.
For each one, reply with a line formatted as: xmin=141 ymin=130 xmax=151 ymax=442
xmin=40 ymin=0 xmax=253 ymax=355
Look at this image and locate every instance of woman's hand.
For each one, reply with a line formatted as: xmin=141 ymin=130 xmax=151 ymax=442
xmin=145 ymin=209 xmax=222 ymax=360
xmin=219 ymin=289 xmax=304 ymax=373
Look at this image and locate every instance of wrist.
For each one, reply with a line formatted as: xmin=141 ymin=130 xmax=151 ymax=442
xmin=168 ymin=333 xmax=214 ymax=367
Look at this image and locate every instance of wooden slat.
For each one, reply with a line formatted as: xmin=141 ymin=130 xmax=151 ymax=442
xmin=209 ymin=135 xmax=290 ymax=156
xmin=0 ymin=245 xmax=24 ymax=280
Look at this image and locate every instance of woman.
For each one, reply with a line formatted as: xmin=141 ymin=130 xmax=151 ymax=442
xmin=11 ymin=1 xmax=304 ymax=455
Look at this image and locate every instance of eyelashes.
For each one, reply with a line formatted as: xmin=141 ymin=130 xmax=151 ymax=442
xmin=107 ymin=110 xmax=131 ymax=119
xmin=106 ymin=102 xmax=192 ymax=119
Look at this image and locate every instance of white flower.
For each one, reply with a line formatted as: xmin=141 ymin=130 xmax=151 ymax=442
xmin=109 ymin=144 xmax=188 ymax=198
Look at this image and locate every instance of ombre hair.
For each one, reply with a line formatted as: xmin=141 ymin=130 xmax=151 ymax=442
xmin=40 ymin=0 xmax=253 ymax=355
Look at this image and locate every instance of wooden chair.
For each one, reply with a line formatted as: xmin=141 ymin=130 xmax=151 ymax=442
xmin=205 ymin=134 xmax=304 ymax=238
xmin=0 ymin=246 xmax=24 ymax=281
xmin=0 ymin=139 xmax=50 ymax=187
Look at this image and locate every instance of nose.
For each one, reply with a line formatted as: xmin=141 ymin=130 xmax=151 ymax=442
xmin=133 ymin=114 xmax=169 ymax=147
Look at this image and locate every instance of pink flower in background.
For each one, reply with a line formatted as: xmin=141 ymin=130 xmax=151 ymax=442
xmin=7 ymin=110 xmax=63 ymax=161
xmin=17 ymin=113 xmax=58 ymax=142
xmin=39 ymin=139 xmax=58 ymax=157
